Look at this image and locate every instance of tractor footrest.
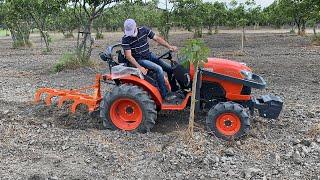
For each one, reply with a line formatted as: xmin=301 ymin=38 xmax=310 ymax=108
xmin=253 ymin=95 xmax=283 ymax=119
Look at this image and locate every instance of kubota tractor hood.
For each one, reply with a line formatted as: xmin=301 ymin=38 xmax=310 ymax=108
xmin=203 ymin=58 xmax=252 ymax=78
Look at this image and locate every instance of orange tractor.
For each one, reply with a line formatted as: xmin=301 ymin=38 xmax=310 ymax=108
xmin=35 ymin=44 xmax=283 ymax=140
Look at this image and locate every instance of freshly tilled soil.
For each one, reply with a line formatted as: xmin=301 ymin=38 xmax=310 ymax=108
xmin=0 ymin=31 xmax=319 ymax=179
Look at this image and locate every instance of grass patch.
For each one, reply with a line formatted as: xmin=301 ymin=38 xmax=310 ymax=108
xmin=53 ymin=52 xmax=95 ymax=72
xmin=0 ymin=29 xmax=10 ymax=37
xmin=96 ymin=32 xmax=104 ymax=39
xmin=64 ymin=33 xmax=74 ymax=38
xmin=13 ymin=40 xmax=32 ymax=48
xmin=311 ymin=34 xmax=320 ymax=46
xmin=289 ymin=29 xmax=295 ymax=34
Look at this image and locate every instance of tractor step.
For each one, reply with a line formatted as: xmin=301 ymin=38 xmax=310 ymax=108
xmin=162 ymin=92 xmax=191 ymax=110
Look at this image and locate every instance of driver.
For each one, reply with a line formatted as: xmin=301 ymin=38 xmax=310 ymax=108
xmin=121 ymin=19 xmax=178 ymax=101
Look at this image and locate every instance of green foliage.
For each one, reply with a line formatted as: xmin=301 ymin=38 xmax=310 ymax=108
xmin=0 ymin=29 xmax=10 ymax=37
xmin=7 ymin=0 xmax=68 ymax=50
xmin=53 ymin=52 xmax=94 ymax=72
xmin=227 ymin=1 xmax=251 ymax=28
xmin=312 ymin=34 xmax=320 ymax=46
xmin=1 ymin=0 xmax=32 ymax=46
xmin=181 ymin=38 xmax=210 ymax=139
xmin=55 ymin=6 xmax=78 ymax=37
xmin=96 ymin=32 xmax=104 ymax=39
xmin=289 ymin=29 xmax=296 ymax=34
xmin=277 ymin=0 xmax=319 ymax=35
xmin=64 ymin=33 xmax=74 ymax=38
xmin=74 ymin=0 xmax=119 ymax=61
xmin=180 ymin=39 xmax=210 ymax=67
xmin=13 ymin=40 xmax=32 ymax=48
xmin=202 ymin=1 xmax=227 ymax=34
xmin=173 ymin=0 xmax=207 ymax=38
xmin=262 ymin=2 xmax=291 ymax=28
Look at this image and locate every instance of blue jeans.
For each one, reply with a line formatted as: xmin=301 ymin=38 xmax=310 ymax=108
xmin=138 ymin=53 xmax=172 ymax=98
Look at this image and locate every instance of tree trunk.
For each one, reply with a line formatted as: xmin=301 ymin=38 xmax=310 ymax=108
xmin=301 ymin=21 xmax=306 ymax=36
xmin=39 ymin=30 xmax=50 ymax=51
xmin=208 ymin=25 xmax=212 ymax=35
xmin=313 ymin=25 xmax=317 ymax=36
xmin=187 ymin=62 xmax=199 ymax=139
xmin=194 ymin=27 xmax=202 ymax=38
xmin=10 ymin=25 xmax=31 ymax=48
xmin=214 ymin=25 xmax=218 ymax=34
xmin=254 ymin=22 xmax=259 ymax=30
xmin=78 ymin=18 xmax=94 ymax=61
xmin=241 ymin=27 xmax=245 ymax=52
xmin=297 ymin=21 xmax=302 ymax=35
xmin=77 ymin=26 xmax=81 ymax=48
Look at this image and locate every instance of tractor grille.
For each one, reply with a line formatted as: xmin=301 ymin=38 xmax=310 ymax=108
xmin=241 ymin=86 xmax=251 ymax=95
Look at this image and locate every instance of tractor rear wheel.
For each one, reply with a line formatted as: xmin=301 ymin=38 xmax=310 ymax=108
xmin=100 ymin=84 xmax=157 ymax=133
xmin=206 ymin=102 xmax=250 ymax=140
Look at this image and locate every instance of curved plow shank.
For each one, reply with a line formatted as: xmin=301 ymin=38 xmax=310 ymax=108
xmin=34 ymin=74 xmax=102 ymax=113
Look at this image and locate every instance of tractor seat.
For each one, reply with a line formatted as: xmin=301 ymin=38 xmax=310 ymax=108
xmin=116 ymin=50 xmax=133 ymax=67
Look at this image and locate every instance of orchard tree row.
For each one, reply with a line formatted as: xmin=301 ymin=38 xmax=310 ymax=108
xmin=0 ymin=0 xmax=319 ymax=56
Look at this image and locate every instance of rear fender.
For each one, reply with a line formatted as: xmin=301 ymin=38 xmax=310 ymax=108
xmin=103 ymin=74 xmax=163 ymax=106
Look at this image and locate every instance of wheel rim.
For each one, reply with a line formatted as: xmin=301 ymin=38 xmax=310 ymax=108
xmin=215 ymin=113 xmax=241 ymax=136
xmin=110 ymin=98 xmax=143 ymax=131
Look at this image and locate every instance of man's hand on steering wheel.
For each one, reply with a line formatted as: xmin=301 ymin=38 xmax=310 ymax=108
xmin=169 ymin=45 xmax=178 ymax=52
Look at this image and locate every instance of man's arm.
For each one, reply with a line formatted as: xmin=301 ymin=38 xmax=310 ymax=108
xmin=152 ymin=35 xmax=178 ymax=52
xmin=124 ymin=50 xmax=148 ymax=75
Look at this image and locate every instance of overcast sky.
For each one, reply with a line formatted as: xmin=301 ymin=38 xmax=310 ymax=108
xmin=218 ymin=0 xmax=275 ymax=7
xmin=158 ymin=0 xmax=275 ymax=9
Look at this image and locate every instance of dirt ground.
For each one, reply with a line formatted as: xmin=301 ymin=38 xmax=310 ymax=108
xmin=0 ymin=31 xmax=319 ymax=180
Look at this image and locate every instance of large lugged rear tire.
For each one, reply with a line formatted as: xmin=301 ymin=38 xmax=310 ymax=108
xmin=206 ymin=102 xmax=250 ymax=140
xmin=100 ymin=84 xmax=157 ymax=133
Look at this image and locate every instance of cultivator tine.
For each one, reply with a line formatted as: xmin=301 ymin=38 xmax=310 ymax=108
xmin=34 ymin=88 xmax=51 ymax=103
xmin=57 ymin=96 xmax=70 ymax=108
xmin=71 ymin=102 xmax=80 ymax=113
xmin=45 ymin=94 xmax=55 ymax=106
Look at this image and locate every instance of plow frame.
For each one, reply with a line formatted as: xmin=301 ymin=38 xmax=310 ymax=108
xmin=34 ymin=74 xmax=102 ymax=113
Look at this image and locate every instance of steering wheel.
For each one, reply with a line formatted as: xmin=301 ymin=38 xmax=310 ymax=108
xmin=157 ymin=50 xmax=178 ymax=68
xmin=157 ymin=50 xmax=173 ymax=60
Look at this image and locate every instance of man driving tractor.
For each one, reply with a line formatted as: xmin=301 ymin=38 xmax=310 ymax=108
xmin=121 ymin=19 xmax=178 ymax=101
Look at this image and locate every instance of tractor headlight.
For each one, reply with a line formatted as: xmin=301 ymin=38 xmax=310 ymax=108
xmin=241 ymin=70 xmax=253 ymax=80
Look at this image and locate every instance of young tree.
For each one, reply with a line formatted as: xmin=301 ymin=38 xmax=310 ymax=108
xmin=173 ymin=0 xmax=206 ymax=38
xmin=156 ymin=0 xmax=173 ymax=41
xmin=308 ymin=3 xmax=320 ymax=35
xmin=73 ymin=0 xmax=119 ymax=61
xmin=279 ymin=0 xmax=319 ymax=35
xmin=263 ymin=1 xmax=291 ymax=29
xmin=0 ymin=0 xmax=4 ymax=26
xmin=55 ymin=6 xmax=78 ymax=38
xmin=13 ymin=0 xmax=68 ymax=51
xmin=227 ymin=0 xmax=260 ymax=52
xmin=1 ymin=0 xmax=32 ymax=47
xmin=180 ymin=39 xmax=210 ymax=139
xmin=202 ymin=1 xmax=227 ymax=35
xmin=228 ymin=1 xmax=250 ymax=52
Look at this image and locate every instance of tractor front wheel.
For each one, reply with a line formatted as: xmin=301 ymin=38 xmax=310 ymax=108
xmin=206 ymin=102 xmax=250 ymax=140
xmin=100 ymin=84 xmax=157 ymax=133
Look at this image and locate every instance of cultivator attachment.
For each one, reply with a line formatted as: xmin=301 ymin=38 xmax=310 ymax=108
xmin=34 ymin=74 xmax=102 ymax=113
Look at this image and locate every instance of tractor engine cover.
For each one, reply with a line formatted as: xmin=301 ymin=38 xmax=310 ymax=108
xmin=253 ymin=95 xmax=283 ymax=119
